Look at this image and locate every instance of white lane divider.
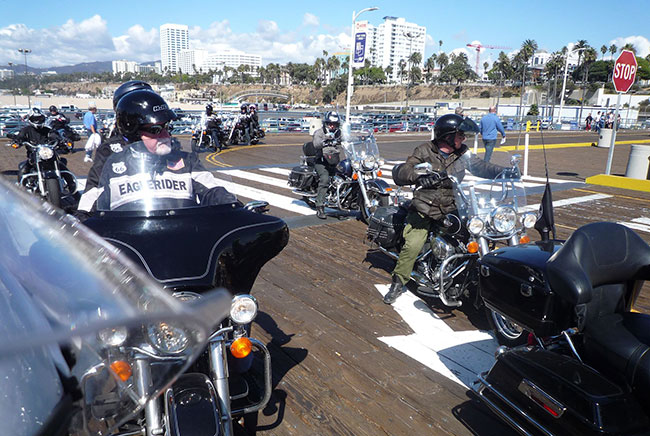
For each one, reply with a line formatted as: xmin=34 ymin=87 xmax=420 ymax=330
xmin=619 ymin=217 xmax=650 ymax=234
xmin=220 ymin=169 xmax=291 ymax=190
xmin=375 ymin=284 xmax=497 ymax=388
xmin=522 ymin=193 xmax=612 ymax=212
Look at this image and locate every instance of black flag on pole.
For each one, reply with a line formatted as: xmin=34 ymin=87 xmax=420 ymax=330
xmin=534 ymin=182 xmax=556 ymax=241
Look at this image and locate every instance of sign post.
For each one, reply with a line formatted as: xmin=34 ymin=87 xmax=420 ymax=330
xmin=345 ymin=9 xmax=377 ymax=123
xmin=605 ymin=50 xmax=638 ymax=175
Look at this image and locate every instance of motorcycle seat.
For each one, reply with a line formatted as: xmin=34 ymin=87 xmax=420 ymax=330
xmin=546 ymin=222 xmax=650 ymax=307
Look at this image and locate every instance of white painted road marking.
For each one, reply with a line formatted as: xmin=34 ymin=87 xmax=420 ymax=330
xmin=375 ymin=284 xmax=497 ymax=388
xmin=619 ymin=217 xmax=650 ymax=234
xmin=522 ymin=193 xmax=612 ymax=212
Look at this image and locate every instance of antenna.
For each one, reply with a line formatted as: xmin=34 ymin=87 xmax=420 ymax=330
xmin=533 ymin=128 xmax=556 ymax=241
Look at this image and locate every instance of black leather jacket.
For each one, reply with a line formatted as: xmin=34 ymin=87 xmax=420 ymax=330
xmin=395 ymin=140 xmax=505 ymax=220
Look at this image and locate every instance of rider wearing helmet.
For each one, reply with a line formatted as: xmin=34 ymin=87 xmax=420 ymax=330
xmin=46 ymin=105 xmax=70 ymax=144
xmin=201 ymin=104 xmax=223 ymax=151
xmin=8 ymin=108 xmax=50 ymax=145
xmin=76 ymin=89 xmax=236 ymax=216
xmin=311 ymin=111 xmax=342 ymax=219
xmin=238 ymin=103 xmax=251 ymax=145
xmin=383 ymin=114 xmax=509 ymax=304
xmin=248 ymin=104 xmax=259 ymax=139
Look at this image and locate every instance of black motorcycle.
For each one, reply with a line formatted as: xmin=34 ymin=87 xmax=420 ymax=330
xmin=227 ymin=115 xmax=250 ymax=146
xmin=82 ymin=154 xmax=289 ymax=435
xmin=48 ymin=124 xmax=81 ymax=154
xmin=191 ymin=120 xmax=228 ymax=152
xmin=0 ymin=177 xmax=232 ymax=436
xmin=288 ymin=132 xmax=391 ymax=222
xmin=10 ymin=138 xmax=79 ymax=210
xmin=473 ymin=222 xmax=650 ymax=436
xmin=250 ymin=125 xmax=265 ymax=144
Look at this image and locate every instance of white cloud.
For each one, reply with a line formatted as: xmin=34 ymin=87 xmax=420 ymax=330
xmin=609 ymin=36 xmax=650 ymax=58
xmin=302 ymin=13 xmax=320 ymax=27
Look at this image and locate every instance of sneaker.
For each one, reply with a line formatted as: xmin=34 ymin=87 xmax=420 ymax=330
xmin=84 ymin=155 xmax=93 ymax=163
xmin=383 ymin=276 xmax=406 ymax=304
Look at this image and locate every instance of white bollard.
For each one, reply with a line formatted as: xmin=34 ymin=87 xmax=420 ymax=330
xmin=523 ymin=132 xmax=530 ymax=177
xmin=473 ymin=135 xmax=478 ymax=154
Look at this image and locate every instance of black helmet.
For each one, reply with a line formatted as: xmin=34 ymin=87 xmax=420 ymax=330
xmin=240 ymin=104 xmax=247 ymax=113
xmin=27 ymin=108 xmax=46 ymax=128
xmin=433 ymin=114 xmax=479 ymax=142
xmin=49 ymin=105 xmax=58 ymax=113
xmin=115 ymin=90 xmax=178 ymax=140
xmin=112 ymin=80 xmax=154 ymax=110
xmin=323 ymin=111 xmax=341 ymax=133
xmin=206 ymin=104 xmax=213 ymax=115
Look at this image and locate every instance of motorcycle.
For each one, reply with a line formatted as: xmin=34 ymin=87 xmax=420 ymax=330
xmin=288 ymin=129 xmax=392 ymax=223
xmin=191 ymin=119 xmax=228 ymax=153
xmin=227 ymin=115 xmax=250 ymax=146
xmin=249 ymin=124 xmax=265 ymax=145
xmin=0 ymin=176 xmax=231 ymax=436
xmin=473 ymin=221 xmax=650 ymax=436
xmin=367 ymin=153 xmax=537 ymax=314
xmin=11 ymin=137 xmax=79 ymax=211
xmin=82 ymin=152 xmax=290 ymax=435
xmin=46 ymin=118 xmax=81 ymax=154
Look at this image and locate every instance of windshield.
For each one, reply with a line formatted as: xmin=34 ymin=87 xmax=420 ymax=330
xmin=340 ymin=125 xmax=380 ymax=162
xmin=0 ymin=178 xmax=229 ymax=435
xmin=95 ymin=140 xmax=235 ymax=213
xmin=454 ymin=151 xmax=528 ymax=236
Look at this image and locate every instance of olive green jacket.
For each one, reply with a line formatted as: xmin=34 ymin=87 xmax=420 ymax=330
xmin=396 ymin=140 xmax=505 ymax=219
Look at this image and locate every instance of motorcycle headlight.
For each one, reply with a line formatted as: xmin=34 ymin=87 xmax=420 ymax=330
xmin=491 ymin=206 xmax=517 ymax=233
xmin=38 ymin=146 xmax=54 ymax=160
xmin=431 ymin=236 xmax=453 ymax=259
xmin=352 ymin=161 xmax=361 ymax=170
xmin=98 ymin=326 xmax=128 ymax=347
xmin=522 ymin=212 xmax=537 ymax=229
xmin=467 ymin=217 xmax=484 ymax=235
xmin=147 ymin=322 xmax=189 ymax=354
xmin=362 ymin=156 xmax=377 ymax=170
xmin=230 ymin=295 xmax=258 ymax=325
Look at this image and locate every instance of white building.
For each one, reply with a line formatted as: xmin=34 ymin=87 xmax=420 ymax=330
xmin=203 ymin=51 xmax=262 ymax=73
xmin=528 ymin=50 xmax=581 ymax=71
xmin=178 ymin=49 xmax=208 ymax=74
xmin=160 ymin=23 xmax=189 ymax=73
xmin=364 ymin=16 xmax=426 ymax=84
xmin=0 ymin=69 xmax=15 ymax=80
xmin=112 ymin=60 xmax=139 ymax=75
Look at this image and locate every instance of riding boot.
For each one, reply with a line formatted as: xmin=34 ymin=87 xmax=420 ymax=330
xmin=316 ymin=206 xmax=326 ymax=219
xmin=383 ymin=275 xmax=406 ymax=304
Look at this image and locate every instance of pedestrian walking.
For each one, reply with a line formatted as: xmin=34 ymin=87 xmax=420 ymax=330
xmin=478 ymin=106 xmax=506 ymax=162
xmin=83 ymin=102 xmax=100 ymax=163
xmin=585 ymin=113 xmax=593 ymax=131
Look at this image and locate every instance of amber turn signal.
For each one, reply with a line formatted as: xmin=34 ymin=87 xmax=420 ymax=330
xmin=110 ymin=360 xmax=132 ymax=382
xmin=352 ymin=173 xmax=358 ymax=180
xmin=230 ymin=337 xmax=252 ymax=359
xmin=11 ymin=143 xmax=19 ymax=149
xmin=467 ymin=241 xmax=479 ymax=253
xmin=377 ymin=170 xmax=383 ymax=177
xmin=519 ymin=235 xmax=531 ymax=244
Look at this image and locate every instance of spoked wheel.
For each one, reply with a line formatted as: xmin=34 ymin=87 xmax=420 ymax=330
xmin=360 ymin=192 xmax=390 ymax=224
xmin=486 ymin=308 xmax=528 ymax=347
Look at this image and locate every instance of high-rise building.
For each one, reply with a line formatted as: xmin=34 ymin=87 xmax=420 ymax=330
xmin=361 ymin=17 xmax=426 ymax=84
xmin=178 ymin=49 xmax=208 ymax=74
xmin=160 ymin=23 xmax=189 ymax=73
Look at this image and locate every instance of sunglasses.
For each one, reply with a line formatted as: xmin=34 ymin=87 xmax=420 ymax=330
xmin=140 ymin=122 xmax=170 ymax=135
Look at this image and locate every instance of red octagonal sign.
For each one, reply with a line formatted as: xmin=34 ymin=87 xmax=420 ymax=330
xmin=612 ymin=50 xmax=638 ymax=93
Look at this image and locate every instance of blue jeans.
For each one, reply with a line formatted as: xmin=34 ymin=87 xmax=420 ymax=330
xmin=482 ymin=139 xmax=497 ymax=162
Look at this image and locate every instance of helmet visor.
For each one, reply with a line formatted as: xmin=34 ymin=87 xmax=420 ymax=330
xmin=458 ymin=117 xmax=479 ymax=136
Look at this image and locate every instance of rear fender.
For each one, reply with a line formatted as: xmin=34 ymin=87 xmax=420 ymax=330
xmin=165 ymin=373 xmax=223 ymax=436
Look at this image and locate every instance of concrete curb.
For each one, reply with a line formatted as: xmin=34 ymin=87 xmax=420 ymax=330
xmin=586 ymin=174 xmax=650 ymax=193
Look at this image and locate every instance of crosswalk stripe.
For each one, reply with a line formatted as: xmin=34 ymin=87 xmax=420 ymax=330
xmin=213 ymin=178 xmax=315 ymax=215
xmin=522 ymin=193 xmax=612 ymax=212
xmin=221 ymin=169 xmax=291 ymax=190
xmin=259 ymin=167 xmax=292 ymax=176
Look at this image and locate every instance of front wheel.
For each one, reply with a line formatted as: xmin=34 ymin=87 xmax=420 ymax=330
xmin=486 ymin=308 xmax=528 ymax=347
xmin=44 ymin=178 xmax=62 ymax=209
xmin=360 ymin=191 xmax=390 ymax=223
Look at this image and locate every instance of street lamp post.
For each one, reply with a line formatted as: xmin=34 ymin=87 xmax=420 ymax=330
xmin=7 ymin=62 xmax=16 ymax=106
xmin=345 ymin=7 xmax=378 ymax=124
xmin=18 ymin=48 xmax=32 ymax=108
xmin=403 ymin=31 xmax=418 ymax=131
xmin=556 ymin=46 xmax=585 ymax=126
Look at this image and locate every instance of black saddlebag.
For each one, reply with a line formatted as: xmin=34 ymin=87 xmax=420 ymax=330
xmin=367 ymin=206 xmax=408 ymax=249
xmin=477 ymin=348 xmax=650 ymax=436
xmin=478 ymin=241 xmax=572 ymax=337
xmin=288 ymin=165 xmax=317 ymax=191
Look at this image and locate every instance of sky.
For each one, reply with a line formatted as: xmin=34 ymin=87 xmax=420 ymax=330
xmin=0 ymin=0 xmax=648 ymax=69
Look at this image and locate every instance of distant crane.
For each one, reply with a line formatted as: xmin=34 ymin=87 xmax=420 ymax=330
xmin=466 ymin=43 xmax=512 ymax=76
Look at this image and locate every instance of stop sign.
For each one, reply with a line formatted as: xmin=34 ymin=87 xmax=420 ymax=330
xmin=612 ymin=50 xmax=638 ymax=93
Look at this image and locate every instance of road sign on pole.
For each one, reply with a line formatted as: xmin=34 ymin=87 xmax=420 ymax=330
xmin=605 ymin=50 xmax=638 ymax=174
xmin=612 ymin=50 xmax=638 ymax=93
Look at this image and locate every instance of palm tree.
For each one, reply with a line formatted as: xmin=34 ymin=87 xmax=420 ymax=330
xmin=385 ymin=65 xmax=393 ymax=83
xmin=517 ymin=39 xmax=538 ymax=118
xmin=424 ymin=54 xmax=436 ymax=83
xmin=438 ymin=40 xmax=443 ymax=54
xmin=398 ymin=59 xmax=407 ymax=85
xmin=600 ymin=45 xmax=608 ymax=60
xmin=609 ymin=44 xmax=617 ymax=60
xmin=621 ymin=43 xmax=636 ymax=54
xmin=437 ymin=52 xmax=449 ymax=70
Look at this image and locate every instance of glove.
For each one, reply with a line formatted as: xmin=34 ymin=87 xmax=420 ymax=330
xmin=502 ymin=167 xmax=520 ymax=179
xmin=500 ymin=137 xmax=506 ymax=145
xmin=416 ymin=174 xmax=442 ymax=189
